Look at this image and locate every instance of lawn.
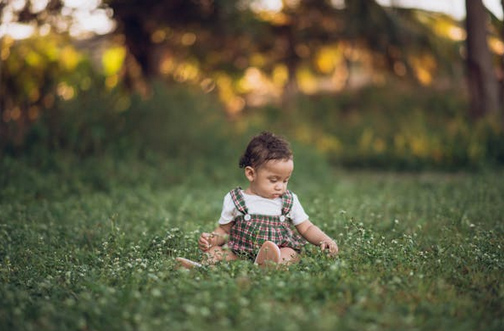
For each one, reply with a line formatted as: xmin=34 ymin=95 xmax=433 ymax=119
xmin=1 ymin=162 xmax=503 ymax=330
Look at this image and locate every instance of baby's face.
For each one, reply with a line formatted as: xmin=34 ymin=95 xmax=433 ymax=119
xmin=247 ymin=159 xmax=294 ymax=199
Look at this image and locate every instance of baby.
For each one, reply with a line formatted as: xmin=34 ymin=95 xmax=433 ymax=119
xmin=177 ymin=131 xmax=338 ymax=268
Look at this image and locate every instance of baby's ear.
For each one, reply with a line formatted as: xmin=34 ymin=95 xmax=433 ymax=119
xmin=244 ymin=166 xmax=255 ymax=181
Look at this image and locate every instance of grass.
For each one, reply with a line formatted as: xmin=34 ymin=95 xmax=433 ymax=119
xmin=0 ymin=158 xmax=503 ymax=331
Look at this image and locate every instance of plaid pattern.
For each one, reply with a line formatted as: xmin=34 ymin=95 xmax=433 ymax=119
xmin=230 ymin=188 xmax=249 ymax=214
xmin=282 ymin=190 xmax=293 ymax=216
xmin=227 ymin=187 xmax=306 ymax=258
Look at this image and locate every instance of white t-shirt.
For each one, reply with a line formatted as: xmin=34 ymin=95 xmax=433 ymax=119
xmin=218 ymin=190 xmax=309 ymax=226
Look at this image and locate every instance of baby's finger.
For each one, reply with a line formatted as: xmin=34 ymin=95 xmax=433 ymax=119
xmin=198 ymin=238 xmax=210 ymax=251
xmin=199 ymin=242 xmax=209 ymax=252
xmin=329 ymin=244 xmax=339 ymax=256
xmin=201 ymin=235 xmax=214 ymax=249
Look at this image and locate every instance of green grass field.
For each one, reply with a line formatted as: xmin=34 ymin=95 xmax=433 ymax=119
xmin=1 ymin=159 xmax=503 ymax=330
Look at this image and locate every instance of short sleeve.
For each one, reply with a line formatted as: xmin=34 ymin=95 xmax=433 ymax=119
xmin=290 ymin=193 xmax=309 ymax=226
xmin=218 ymin=193 xmax=238 ymax=224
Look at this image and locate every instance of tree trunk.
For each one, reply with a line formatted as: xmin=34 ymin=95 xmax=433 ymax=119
xmin=501 ymin=0 xmax=504 ymax=112
xmin=280 ymin=25 xmax=300 ymax=111
xmin=465 ymin=0 xmax=501 ymax=120
xmin=283 ymin=57 xmax=299 ymax=111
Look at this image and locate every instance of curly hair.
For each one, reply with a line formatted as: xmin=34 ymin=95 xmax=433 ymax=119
xmin=239 ymin=131 xmax=293 ymax=169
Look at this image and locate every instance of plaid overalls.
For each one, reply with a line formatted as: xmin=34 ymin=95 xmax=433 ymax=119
xmin=227 ymin=187 xmax=306 ymax=259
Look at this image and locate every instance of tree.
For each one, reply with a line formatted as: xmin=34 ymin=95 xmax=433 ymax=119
xmin=105 ymin=0 xmax=267 ymax=77
xmin=501 ymin=0 xmax=504 ymax=109
xmin=465 ymin=0 xmax=502 ymax=122
xmin=105 ymin=0 xmax=451 ymax=101
xmin=0 ymin=0 xmax=467 ymax=118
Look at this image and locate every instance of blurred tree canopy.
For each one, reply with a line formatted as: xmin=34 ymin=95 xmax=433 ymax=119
xmin=0 ymin=0 xmax=503 ymax=162
xmin=104 ymin=0 xmax=460 ymax=101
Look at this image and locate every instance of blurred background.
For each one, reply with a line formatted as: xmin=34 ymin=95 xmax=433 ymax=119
xmin=1 ymin=0 xmax=503 ymax=179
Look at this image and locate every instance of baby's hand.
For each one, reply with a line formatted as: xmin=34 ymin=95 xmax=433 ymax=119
xmin=320 ymin=240 xmax=339 ymax=257
xmin=198 ymin=232 xmax=213 ymax=252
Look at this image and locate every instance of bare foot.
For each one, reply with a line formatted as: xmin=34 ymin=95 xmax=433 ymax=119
xmin=254 ymin=241 xmax=281 ymax=268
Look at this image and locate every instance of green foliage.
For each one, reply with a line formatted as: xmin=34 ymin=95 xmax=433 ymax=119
xmin=6 ymin=80 xmax=504 ymax=173
xmin=245 ymin=85 xmax=504 ymax=170
xmin=1 ymin=161 xmax=503 ymax=330
xmin=0 ymin=34 xmax=98 ymax=151
xmin=16 ymin=82 xmax=234 ymax=161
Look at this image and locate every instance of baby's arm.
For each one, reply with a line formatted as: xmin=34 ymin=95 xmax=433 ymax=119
xmin=296 ymin=220 xmax=339 ymax=256
xmin=198 ymin=223 xmax=232 ymax=252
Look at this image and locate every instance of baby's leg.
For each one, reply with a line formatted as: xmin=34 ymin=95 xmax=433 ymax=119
xmin=203 ymin=246 xmax=238 ymax=264
xmin=279 ymin=247 xmax=300 ymax=265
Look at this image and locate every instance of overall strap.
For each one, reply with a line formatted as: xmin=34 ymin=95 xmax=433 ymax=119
xmin=229 ymin=187 xmax=249 ymax=215
xmin=281 ymin=190 xmax=294 ymax=216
